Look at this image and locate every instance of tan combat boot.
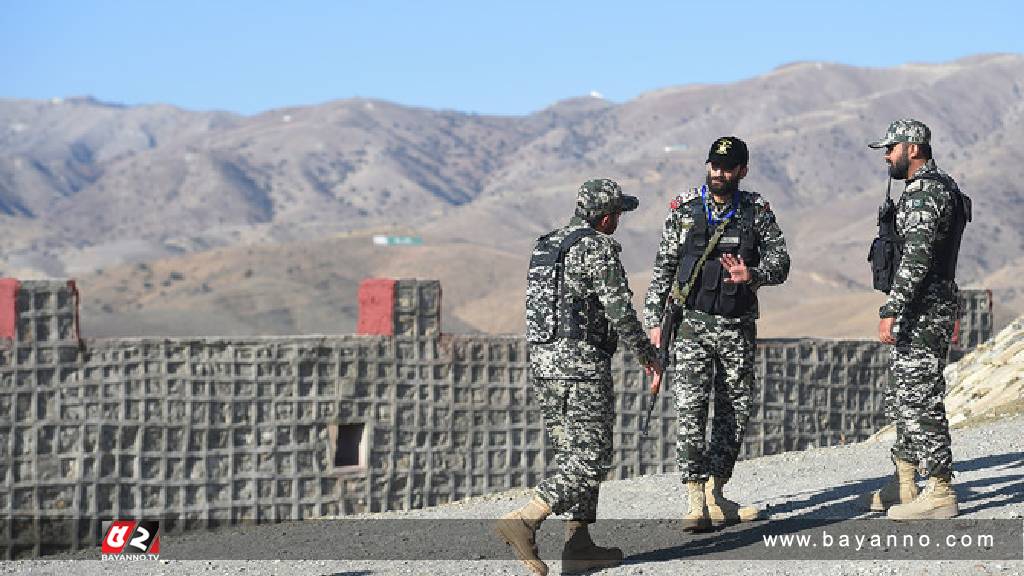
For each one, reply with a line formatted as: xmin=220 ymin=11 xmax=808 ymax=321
xmin=863 ymin=459 xmax=919 ymax=512
xmin=705 ymin=475 xmax=764 ymax=526
xmin=887 ymin=474 xmax=958 ymax=520
xmin=682 ymin=481 xmax=711 ymax=532
xmin=560 ymin=521 xmax=624 ymax=574
xmin=495 ymin=496 xmax=552 ymax=576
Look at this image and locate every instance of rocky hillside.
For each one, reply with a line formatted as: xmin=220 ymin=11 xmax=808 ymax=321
xmin=1 ymin=54 xmax=1022 ymax=337
xmin=944 ymin=315 xmax=1024 ymax=426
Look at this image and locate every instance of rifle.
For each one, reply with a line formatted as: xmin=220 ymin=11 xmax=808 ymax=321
xmin=642 ymin=214 xmax=735 ymax=437
xmin=641 ymin=297 xmax=679 ymax=436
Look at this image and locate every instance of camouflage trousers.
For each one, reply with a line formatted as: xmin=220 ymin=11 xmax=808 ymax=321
xmin=533 ymin=377 xmax=614 ymax=521
xmin=671 ymin=311 xmax=757 ymax=483
xmin=885 ymin=296 xmax=957 ymax=477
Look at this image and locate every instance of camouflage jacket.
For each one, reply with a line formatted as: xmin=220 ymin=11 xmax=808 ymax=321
xmin=643 ymin=187 xmax=790 ymax=329
xmin=530 ymin=217 xmax=657 ymax=380
xmin=879 ymin=160 xmax=963 ymax=319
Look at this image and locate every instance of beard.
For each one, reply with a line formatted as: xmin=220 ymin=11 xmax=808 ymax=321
xmin=706 ymin=173 xmax=740 ymax=197
xmin=888 ymin=149 xmax=911 ymax=179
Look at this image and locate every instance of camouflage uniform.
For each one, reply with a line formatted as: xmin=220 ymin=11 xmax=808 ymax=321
xmin=529 ymin=179 xmax=658 ymax=521
xmin=644 ymin=185 xmax=789 ymax=483
xmin=870 ymin=120 xmax=967 ymax=478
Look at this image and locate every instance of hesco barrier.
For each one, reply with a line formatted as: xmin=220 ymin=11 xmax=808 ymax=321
xmin=0 ymin=279 xmax=993 ymax=558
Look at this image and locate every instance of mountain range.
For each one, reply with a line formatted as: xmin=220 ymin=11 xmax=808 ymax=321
xmin=1 ymin=53 xmax=1021 ymax=338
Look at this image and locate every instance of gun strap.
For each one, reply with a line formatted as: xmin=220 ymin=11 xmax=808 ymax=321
xmin=670 ymin=214 xmax=735 ymax=305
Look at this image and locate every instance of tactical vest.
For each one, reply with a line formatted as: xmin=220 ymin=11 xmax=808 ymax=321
xmin=676 ymin=198 xmax=760 ymax=318
xmin=525 ymin=227 xmax=617 ymax=355
xmin=868 ymin=172 xmax=971 ymax=294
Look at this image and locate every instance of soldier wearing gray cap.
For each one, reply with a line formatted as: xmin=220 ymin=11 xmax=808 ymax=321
xmin=496 ymin=179 xmax=661 ymax=575
xmin=864 ymin=119 xmax=971 ymax=519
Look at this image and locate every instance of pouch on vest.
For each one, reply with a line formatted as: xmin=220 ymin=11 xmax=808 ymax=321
xmin=868 ymin=181 xmax=901 ymax=293
xmin=692 ymin=259 xmax=722 ymax=313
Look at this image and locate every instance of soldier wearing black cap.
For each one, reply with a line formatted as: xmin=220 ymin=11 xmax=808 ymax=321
xmin=643 ymin=137 xmax=790 ymax=530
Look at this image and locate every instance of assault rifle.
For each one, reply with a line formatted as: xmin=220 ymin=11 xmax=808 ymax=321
xmin=641 ymin=214 xmax=734 ymax=436
xmin=642 ymin=297 xmax=680 ymax=436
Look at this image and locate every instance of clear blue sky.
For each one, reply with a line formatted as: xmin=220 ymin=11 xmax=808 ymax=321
xmin=3 ymin=0 xmax=1022 ymax=116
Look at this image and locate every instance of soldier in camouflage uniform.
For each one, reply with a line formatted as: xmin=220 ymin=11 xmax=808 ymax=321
xmin=644 ymin=137 xmax=790 ymax=531
xmin=496 ymin=179 xmax=662 ymax=576
xmin=865 ymin=119 xmax=969 ymax=520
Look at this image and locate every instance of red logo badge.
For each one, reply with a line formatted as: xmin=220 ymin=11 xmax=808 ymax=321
xmin=102 ymin=520 xmax=160 ymax=559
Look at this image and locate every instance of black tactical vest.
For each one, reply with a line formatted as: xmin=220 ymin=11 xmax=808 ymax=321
xmin=526 ymin=226 xmax=618 ymax=355
xmin=676 ymin=197 xmax=760 ymax=317
xmin=917 ymin=173 xmax=971 ymax=283
xmin=868 ymin=172 xmax=971 ymax=294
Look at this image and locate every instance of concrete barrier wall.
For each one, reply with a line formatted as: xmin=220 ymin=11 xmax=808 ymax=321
xmin=0 ymin=279 xmax=992 ymax=558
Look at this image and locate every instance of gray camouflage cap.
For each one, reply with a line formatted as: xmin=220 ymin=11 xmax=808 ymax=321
xmin=575 ymin=178 xmax=639 ymax=220
xmin=868 ymin=118 xmax=932 ymax=149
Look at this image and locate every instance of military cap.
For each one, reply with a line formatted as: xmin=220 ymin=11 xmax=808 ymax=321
xmin=868 ymin=119 xmax=931 ymax=148
xmin=574 ymin=178 xmax=639 ymax=220
xmin=706 ymin=136 xmax=749 ymax=169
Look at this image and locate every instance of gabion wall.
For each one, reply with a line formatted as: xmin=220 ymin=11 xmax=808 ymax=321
xmin=0 ymin=280 xmax=993 ymax=558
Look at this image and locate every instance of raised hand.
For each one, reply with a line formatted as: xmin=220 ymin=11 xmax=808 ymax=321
xmin=720 ymin=254 xmax=751 ymax=284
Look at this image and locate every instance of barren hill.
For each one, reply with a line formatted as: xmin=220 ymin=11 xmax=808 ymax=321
xmin=2 ymin=54 xmax=1022 ymax=337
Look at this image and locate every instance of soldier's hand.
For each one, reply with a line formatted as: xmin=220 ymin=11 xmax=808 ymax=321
xmin=879 ymin=317 xmax=896 ymax=344
xmin=649 ymin=327 xmax=662 ymax=347
xmin=643 ymin=357 xmax=663 ymax=376
xmin=649 ymin=371 xmax=662 ymax=396
xmin=720 ymin=254 xmax=751 ymax=284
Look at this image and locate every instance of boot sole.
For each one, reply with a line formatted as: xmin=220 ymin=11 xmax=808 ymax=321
xmin=682 ymin=520 xmax=713 ymax=533
xmin=561 ymin=559 xmax=623 ymax=575
xmin=494 ymin=523 xmax=547 ymax=576
xmin=889 ymin=507 xmax=959 ymax=520
xmin=709 ymin=511 xmax=764 ymax=526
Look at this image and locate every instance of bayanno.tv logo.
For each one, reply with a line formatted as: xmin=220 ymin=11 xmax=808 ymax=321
xmin=101 ymin=520 xmax=161 ymax=560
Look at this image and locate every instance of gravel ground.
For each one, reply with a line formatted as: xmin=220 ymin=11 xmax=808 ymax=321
xmin=7 ymin=413 xmax=1024 ymax=575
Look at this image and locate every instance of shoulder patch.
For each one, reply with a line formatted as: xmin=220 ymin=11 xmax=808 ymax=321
xmin=746 ymin=192 xmax=775 ymax=223
xmin=669 ymin=187 xmax=701 ymax=211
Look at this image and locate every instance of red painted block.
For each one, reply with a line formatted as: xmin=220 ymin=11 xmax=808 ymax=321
xmin=357 ymin=278 xmax=396 ymax=336
xmin=0 ymin=278 xmax=19 ymax=339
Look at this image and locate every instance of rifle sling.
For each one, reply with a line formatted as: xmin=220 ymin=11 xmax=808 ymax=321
xmin=670 ymin=214 xmax=735 ymax=305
